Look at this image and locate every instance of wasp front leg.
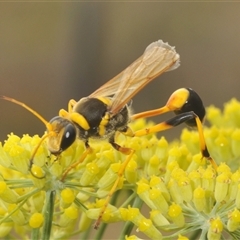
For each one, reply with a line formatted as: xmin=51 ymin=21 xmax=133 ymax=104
xmin=68 ymin=99 xmax=77 ymax=113
xmin=58 ymin=99 xmax=77 ymax=118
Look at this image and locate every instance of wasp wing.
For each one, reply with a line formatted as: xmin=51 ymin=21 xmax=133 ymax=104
xmin=90 ymin=40 xmax=180 ymax=115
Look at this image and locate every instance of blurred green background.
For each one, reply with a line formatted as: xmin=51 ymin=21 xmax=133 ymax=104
xmin=1 ymin=2 xmax=240 ymax=141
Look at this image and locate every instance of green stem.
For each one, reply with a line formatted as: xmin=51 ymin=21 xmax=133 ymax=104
xmin=79 ymin=222 xmax=94 ymax=240
xmin=93 ymin=222 xmax=107 ymax=240
xmin=31 ymin=228 xmax=40 ymax=240
xmin=0 ymin=197 xmax=28 ymax=225
xmin=119 ymin=191 xmax=136 ymax=208
xmin=41 ymin=190 xmax=56 ymax=240
xmin=17 ymin=188 xmax=41 ymax=203
xmin=118 ymin=195 xmax=144 ymax=240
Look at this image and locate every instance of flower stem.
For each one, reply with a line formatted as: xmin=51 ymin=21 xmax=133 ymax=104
xmin=94 ymin=222 xmax=107 ymax=240
xmin=41 ymin=190 xmax=56 ymax=240
xmin=31 ymin=228 xmax=40 ymax=240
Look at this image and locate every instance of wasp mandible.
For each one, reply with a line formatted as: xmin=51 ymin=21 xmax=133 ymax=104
xmin=1 ymin=40 xmax=217 ymax=229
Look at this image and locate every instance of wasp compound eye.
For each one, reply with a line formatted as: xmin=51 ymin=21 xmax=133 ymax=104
xmin=60 ymin=123 xmax=77 ymax=151
xmin=48 ymin=116 xmax=77 ymax=154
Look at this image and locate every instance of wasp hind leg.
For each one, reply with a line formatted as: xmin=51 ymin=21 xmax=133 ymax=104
xmin=94 ymin=135 xmax=135 ymax=229
xmin=132 ymin=88 xmax=217 ymax=170
xmin=134 ymin=111 xmax=217 ymax=170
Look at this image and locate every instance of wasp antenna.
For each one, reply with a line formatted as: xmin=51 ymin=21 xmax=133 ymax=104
xmin=0 ymin=95 xmax=52 ymax=131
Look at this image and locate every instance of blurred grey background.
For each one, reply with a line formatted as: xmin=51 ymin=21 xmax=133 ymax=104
xmin=1 ymin=3 xmax=240 ymax=141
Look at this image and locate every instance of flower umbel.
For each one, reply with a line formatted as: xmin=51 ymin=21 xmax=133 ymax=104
xmin=1 ymin=99 xmax=240 ymax=239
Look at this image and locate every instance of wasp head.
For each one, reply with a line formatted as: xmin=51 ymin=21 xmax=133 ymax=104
xmin=47 ymin=116 xmax=77 ymax=155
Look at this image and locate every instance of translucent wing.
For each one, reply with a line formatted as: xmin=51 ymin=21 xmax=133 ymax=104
xmin=90 ymin=40 xmax=180 ymax=115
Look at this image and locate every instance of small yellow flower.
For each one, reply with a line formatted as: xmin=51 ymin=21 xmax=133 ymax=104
xmin=29 ymin=213 xmax=44 ymax=228
xmin=193 ymin=187 xmax=206 ymax=212
xmin=168 ymin=203 xmax=185 ymax=227
xmin=227 ymin=208 xmax=240 ymax=232
xmin=1 ymin=99 xmax=240 ymax=239
xmin=207 ymin=217 xmax=223 ymax=240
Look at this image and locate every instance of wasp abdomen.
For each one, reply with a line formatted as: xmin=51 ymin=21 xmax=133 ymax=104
xmin=169 ymin=88 xmax=206 ymax=127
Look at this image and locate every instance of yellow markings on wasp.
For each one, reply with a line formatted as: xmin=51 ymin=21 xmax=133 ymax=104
xmin=97 ymin=97 xmax=111 ymax=106
xmin=99 ymin=112 xmax=110 ymax=136
xmin=166 ymin=88 xmax=189 ymax=110
xmin=70 ymin=112 xmax=90 ymax=130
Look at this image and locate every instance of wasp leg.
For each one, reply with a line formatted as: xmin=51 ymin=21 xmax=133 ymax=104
xmin=110 ymin=137 xmax=133 ymax=155
xmin=132 ymin=105 xmax=170 ymax=120
xmin=68 ymin=99 xmax=77 ymax=113
xmin=59 ymin=108 xmax=69 ymax=118
xmin=134 ymin=111 xmax=218 ymax=170
xmin=61 ymin=141 xmax=92 ymax=181
xmin=58 ymin=99 xmax=77 ymax=117
xmin=94 ymin=139 xmax=135 ymax=229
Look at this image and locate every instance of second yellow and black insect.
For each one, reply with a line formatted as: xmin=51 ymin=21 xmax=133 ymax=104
xmin=1 ymin=39 xmax=217 ymax=229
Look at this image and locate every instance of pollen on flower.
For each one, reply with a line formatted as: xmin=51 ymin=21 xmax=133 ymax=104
xmin=137 ymin=180 xmax=149 ymax=195
xmin=125 ymin=235 xmax=144 ymax=240
xmin=227 ymin=209 xmax=240 ymax=232
xmin=215 ymin=172 xmax=231 ymax=202
xmin=128 ymin=207 xmax=140 ymax=221
xmin=217 ymin=162 xmax=231 ymax=174
xmin=168 ymin=203 xmax=184 ymax=227
xmin=61 ymin=188 xmax=75 ymax=204
xmin=208 ymin=217 xmax=223 ymax=235
xmin=188 ymin=169 xmax=201 ymax=189
xmin=64 ymin=206 xmax=78 ymax=220
xmin=86 ymin=162 xmax=100 ymax=175
xmin=168 ymin=203 xmax=182 ymax=218
xmin=31 ymin=164 xmax=45 ymax=179
xmin=193 ymin=187 xmax=206 ymax=212
xmin=0 ymin=181 xmax=18 ymax=203
xmin=147 ymin=155 xmax=160 ymax=176
xmin=138 ymin=218 xmax=152 ymax=231
xmin=29 ymin=212 xmax=44 ymax=228
xmin=150 ymin=176 xmax=170 ymax=202
xmin=119 ymin=208 xmax=129 ymax=221
xmin=125 ymin=158 xmax=138 ymax=183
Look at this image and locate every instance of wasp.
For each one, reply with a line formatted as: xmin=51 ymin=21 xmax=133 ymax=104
xmin=1 ymin=40 xmax=217 ymax=229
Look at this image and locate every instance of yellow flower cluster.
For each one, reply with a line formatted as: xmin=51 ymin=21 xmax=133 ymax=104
xmin=0 ymin=99 xmax=240 ymax=239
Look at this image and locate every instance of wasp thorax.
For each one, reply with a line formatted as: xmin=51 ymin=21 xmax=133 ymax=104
xmin=47 ymin=116 xmax=77 ymax=154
